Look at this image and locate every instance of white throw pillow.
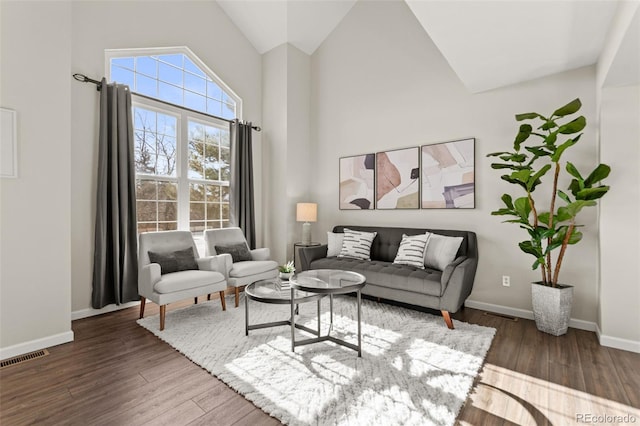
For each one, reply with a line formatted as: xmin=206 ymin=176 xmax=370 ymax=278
xmin=338 ymin=228 xmax=377 ymax=260
xmin=393 ymin=233 xmax=430 ymax=269
xmin=424 ymin=233 xmax=463 ymax=271
xmin=327 ymin=232 xmax=344 ymax=257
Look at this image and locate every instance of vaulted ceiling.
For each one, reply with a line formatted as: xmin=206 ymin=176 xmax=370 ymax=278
xmin=217 ymin=0 xmax=633 ymax=93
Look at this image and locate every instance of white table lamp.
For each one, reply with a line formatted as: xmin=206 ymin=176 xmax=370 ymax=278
xmin=297 ymin=203 xmax=317 ymax=245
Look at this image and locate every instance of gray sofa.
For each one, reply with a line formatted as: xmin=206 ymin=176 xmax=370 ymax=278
xmin=299 ymin=225 xmax=478 ymax=329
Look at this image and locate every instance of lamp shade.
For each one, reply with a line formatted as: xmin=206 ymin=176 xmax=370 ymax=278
xmin=296 ymin=203 xmax=317 ymax=222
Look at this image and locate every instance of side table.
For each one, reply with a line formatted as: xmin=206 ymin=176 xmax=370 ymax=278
xmin=293 ymin=242 xmax=321 ymax=270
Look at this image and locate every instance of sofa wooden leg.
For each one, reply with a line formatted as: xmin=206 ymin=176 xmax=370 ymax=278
xmin=139 ymin=297 xmax=146 ymax=319
xmin=235 ymin=287 xmax=240 ymax=308
xmin=441 ymin=310 xmax=454 ymax=329
xmin=194 ymin=297 xmax=198 ymax=304
xmin=160 ymin=305 xmax=166 ymax=331
xmin=207 ymin=294 xmax=211 ymax=301
xmin=219 ymin=291 xmax=227 ymax=311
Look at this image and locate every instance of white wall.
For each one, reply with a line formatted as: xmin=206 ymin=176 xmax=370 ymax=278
xmin=599 ymin=85 xmax=640 ymax=348
xmin=596 ymin=3 xmax=640 ymax=352
xmin=310 ymin=0 xmax=601 ymax=324
xmin=0 ymin=1 xmax=73 ymax=357
xmin=262 ymin=43 xmax=312 ymax=264
xmin=70 ymin=1 xmax=263 ymax=313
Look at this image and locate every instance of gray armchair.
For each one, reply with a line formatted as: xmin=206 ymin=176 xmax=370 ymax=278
xmin=203 ymin=227 xmax=278 ymax=307
xmin=138 ymin=230 xmax=228 ymax=330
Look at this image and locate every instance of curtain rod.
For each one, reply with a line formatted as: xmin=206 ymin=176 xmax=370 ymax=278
xmin=73 ymin=73 xmax=261 ymax=132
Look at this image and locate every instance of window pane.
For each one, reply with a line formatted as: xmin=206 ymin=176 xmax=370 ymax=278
xmin=136 ymin=74 xmax=158 ymax=97
xmin=206 ymin=221 xmax=221 ymax=230
xmin=158 ymin=202 xmax=177 ymax=221
xmin=204 ymin=126 xmax=219 ymax=144
xmin=206 ymin=99 xmax=222 ymax=116
xmin=222 ymin=220 xmax=231 ymax=228
xmin=158 ymin=54 xmax=183 ymax=68
xmin=222 ymin=102 xmax=235 ymax=119
xmin=184 ymin=91 xmax=206 ymax=112
xmin=190 ymin=203 xmax=205 ymax=220
xmin=134 ymin=108 xmax=156 ymax=131
xmin=136 ymin=56 xmax=157 ymax=78
xmin=190 ymin=183 xmax=204 ymax=201
xmin=220 ymin=130 xmax=230 ymax=148
xmin=207 ymin=203 xmax=220 ymax=220
xmin=184 ymin=57 xmax=205 ymax=77
xmin=206 ymin=184 xmax=221 ymax=202
xmin=222 ymin=92 xmax=235 ymax=105
xmin=112 ymin=57 xmax=134 ymax=70
xmin=207 ymin=81 xmax=222 ymax=100
xmin=158 ymin=81 xmax=182 ymax=105
xmin=138 ymin=222 xmax=157 ymax=233
xmin=221 ymin=203 xmax=230 ymax=220
xmin=190 ymin=221 xmax=205 ymax=233
xmin=157 ymin=114 xmax=177 ymax=137
xmin=158 ymin=222 xmax=177 ymax=231
xmin=155 ymin=155 xmax=176 ymax=177
xmin=221 ymin=167 xmax=230 ymax=181
xmin=220 ymin=147 xmax=230 ymax=170
xmin=134 ymin=130 xmax=155 ymax=153
xmin=111 ymin=66 xmax=135 ymax=87
xmin=221 ymin=186 xmax=229 ymax=202
xmin=137 ymin=201 xmax=157 ymax=222
xmin=158 ymin=182 xmax=177 ymax=200
xmin=136 ymin=180 xmax=157 ymax=200
xmin=158 ymin=62 xmax=183 ymax=87
xmin=156 ymin=135 xmax=176 ymax=162
xmin=185 ymin=73 xmax=206 ymax=95
xmin=135 ymin=150 xmax=155 ymax=174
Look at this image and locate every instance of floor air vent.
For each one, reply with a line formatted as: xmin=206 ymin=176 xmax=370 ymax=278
xmin=483 ymin=311 xmax=519 ymax=321
xmin=1 ymin=349 xmax=49 ymax=369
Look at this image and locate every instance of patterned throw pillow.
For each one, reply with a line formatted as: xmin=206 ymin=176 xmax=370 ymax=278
xmin=424 ymin=233 xmax=463 ymax=271
xmin=338 ymin=228 xmax=377 ymax=260
xmin=215 ymin=243 xmax=253 ymax=263
xmin=148 ymin=247 xmax=199 ymax=275
xmin=393 ymin=233 xmax=430 ymax=269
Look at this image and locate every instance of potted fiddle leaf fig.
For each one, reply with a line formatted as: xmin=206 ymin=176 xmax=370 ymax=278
xmin=487 ymin=98 xmax=610 ymax=336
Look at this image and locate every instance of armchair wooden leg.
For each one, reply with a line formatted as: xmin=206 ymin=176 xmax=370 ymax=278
xmin=235 ymin=287 xmax=240 ymax=308
xmin=160 ymin=305 xmax=166 ymax=331
xmin=441 ymin=310 xmax=454 ymax=329
xmin=139 ymin=297 xmax=146 ymax=319
xmin=207 ymin=294 xmax=211 ymax=301
xmin=219 ymin=291 xmax=226 ymax=311
xmin=194 ymin=297 xmax=198 ymax=304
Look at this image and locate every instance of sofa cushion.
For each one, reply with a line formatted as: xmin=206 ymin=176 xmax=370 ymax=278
xmin=339 ymin=228 xmax=377 ymax=260
xmin=310 ymin=257 xmax=442 ymax=297
xmin=393 ymin=233 xmax=430 ymax=269
xmin=230 ymin=260 xmax=278 ymax=278
xmin=154 ymin=269 xmax=225 ymax=294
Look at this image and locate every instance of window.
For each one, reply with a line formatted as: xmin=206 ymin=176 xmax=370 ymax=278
xmin=107 ymin=48 xmax=241 ymax=236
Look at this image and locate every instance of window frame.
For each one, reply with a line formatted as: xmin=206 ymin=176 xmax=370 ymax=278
xmin=106 ymin=47 xmax=240 ymax=236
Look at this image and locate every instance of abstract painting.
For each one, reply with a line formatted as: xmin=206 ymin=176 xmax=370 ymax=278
xmin=421 ymin=138 xmax=475 ymax=209
xmin=339 ymin=154 xmax=375 ymax=210
xmin=376 ymin=147 xmax=420 ymax=209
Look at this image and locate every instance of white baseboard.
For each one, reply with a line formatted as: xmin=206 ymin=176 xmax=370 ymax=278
xmin=0 ymin=331 xmax=74 ymax=361
xmin=464 ymin=299 xmax=597 ymax=331
xmin=71 ymin=301 xmax=141 ymax=321
xmin=596 ymin=323 xmax=640 ymax=354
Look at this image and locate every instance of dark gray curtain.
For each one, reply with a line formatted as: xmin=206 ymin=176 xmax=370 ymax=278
xmin=92 ymin=79 xmax=139 ymax=308
xmin=230 ymin=120 xmax=256 ymax=249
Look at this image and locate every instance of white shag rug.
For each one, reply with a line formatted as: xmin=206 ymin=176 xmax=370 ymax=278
xmin=138 ymin=296 xmax=495 ymax=426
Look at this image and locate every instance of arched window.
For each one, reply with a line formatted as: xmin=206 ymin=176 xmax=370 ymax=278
xmin=106 ymin=47 xmax=241 ymax=236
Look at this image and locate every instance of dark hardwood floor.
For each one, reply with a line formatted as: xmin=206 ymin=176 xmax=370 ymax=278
xmin=1 ymin=295 xmax=639 ymax=425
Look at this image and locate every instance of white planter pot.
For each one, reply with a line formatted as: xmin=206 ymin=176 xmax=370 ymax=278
xmin=279 ymin=272 xmax=292 ymax=281
xmin=531 ymin=281 xmax=573 ymax=336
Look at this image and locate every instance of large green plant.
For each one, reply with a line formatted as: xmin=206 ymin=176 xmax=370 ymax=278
xmin=488 ymin=99 xmax=610 ymax=287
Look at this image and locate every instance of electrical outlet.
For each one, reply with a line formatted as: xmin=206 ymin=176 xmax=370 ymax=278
xmin=502 ymin=275 xmax=511 ymax=287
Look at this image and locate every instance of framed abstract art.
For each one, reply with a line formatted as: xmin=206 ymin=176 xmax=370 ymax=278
xmin=375 ymin=147 xmax=420 ymax=209
xmin=339 ymin=153 xmax=375 ymax=210
xmin=421 ymin=138 xmax=475 ymax=209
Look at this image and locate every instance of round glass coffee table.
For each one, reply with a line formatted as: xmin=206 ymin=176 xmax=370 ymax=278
xmin=244 ymin=278 xmax=324 ymax=338
xmin=290 ymin=269 xmax=366 ymax=357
